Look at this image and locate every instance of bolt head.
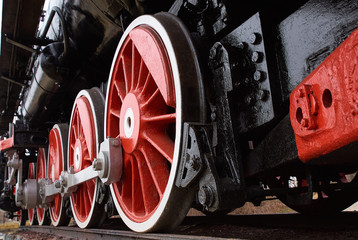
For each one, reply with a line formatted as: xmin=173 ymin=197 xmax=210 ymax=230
xmin=55 ymin=180 xmax=61 ymax=188
xmin=245 ymin=96 xmax=255 ymax=106
xmin=254 ymin=70 xmax=262 ymax=81
xmin=112 ymin=139 xmax=120 ymax=147
xmin=249 ymin=32 xmax=262 ymax=45
xmin=209 ymin=48 xmax=217 ymax=59
xmin=92 ymin=158 xmax=102 ymax=171
xmin=210 ymin=112 xmax=216 ymax=121
xmin=198 ymin=186 xmax=215 ymax=208
xmin=258 ymin=90 xmax=269 ymax=101
xmin=251 ymin=51 xmax=263 ymax=63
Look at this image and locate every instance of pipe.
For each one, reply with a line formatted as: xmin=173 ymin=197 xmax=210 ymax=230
xmin=5 ymin=37 xmax=35 ymax=53
xmin=40 ymin=6 xmax=69 ymax=58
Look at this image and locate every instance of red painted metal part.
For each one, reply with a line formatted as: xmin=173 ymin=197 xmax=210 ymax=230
xmin=68 ymin=96 xmax=96 ymax=223
xmin=290 ymin=28 xmax=358 ymax=162
xmin=106 ymin=25 xmax=174 ymax=222
xmin=48 ymin=128 xmax=63 ymax=223
xmin=0 ymin=137 xmax=14 ymax=152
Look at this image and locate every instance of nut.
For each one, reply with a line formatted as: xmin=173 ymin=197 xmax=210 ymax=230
xmin=198 ymin=185 xmax=215 ymax=208
xmin=251 ymin=51 xmax=263 ymax=63
xmin=111 ymin=139 xmax=120 ymax=147
xmin=253 ymin=70 xmax=262 ymax=81
xmin=249 ymin=32 xmax=262 ymax=45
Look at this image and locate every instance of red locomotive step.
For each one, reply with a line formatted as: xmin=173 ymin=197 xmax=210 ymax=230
xmin=0 ymin=136 xmax=13 ymax=152
xmin=290 ymin=28 xmax=358 ymax=162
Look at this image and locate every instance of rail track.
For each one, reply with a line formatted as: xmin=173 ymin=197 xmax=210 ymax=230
xmin=6 ymin=212 xmax=358 ymax=240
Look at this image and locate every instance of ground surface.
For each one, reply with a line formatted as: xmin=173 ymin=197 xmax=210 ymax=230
xmin=2 ymin=200 xmax=358 ymax=239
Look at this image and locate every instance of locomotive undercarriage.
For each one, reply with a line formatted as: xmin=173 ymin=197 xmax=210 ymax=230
xmin=0 ymin=0 xmax=358 ymax=232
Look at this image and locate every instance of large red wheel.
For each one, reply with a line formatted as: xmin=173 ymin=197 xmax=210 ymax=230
xmin=48 ymin=124 xmax=71 ymax=226
xmin=68 ymin=88 xmax=106 ymax=228
xmin=105 ymin=13 xmax=205 ymax=232
xmin=36 ymin=148 xmax=51 ymax=225
xmin=28 ymin=162 xmax=38 ymax=225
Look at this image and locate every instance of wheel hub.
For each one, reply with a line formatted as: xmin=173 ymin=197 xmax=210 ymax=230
xmin=120 ymin=93 xmax=141 ymax=153
xmin=74 ymin=140 xmax=83 ymax=172
xmin=51 ymin=164 xmax=55 ymax=182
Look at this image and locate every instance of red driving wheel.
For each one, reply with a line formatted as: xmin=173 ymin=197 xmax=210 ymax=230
xmin=36 ymin=148 xmax=51 ymax=225
xmin=48 ymin=124 xmax=70 ymax=226
xmin=68 ymin=88 xmax=106 ymax=228
xmin=106 ymin=13 xmax=205 ymax=232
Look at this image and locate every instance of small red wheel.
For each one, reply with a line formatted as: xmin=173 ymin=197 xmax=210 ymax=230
xmin=48 ymin=124 xmax=71 ymax=226
xmin=68 ymin=88 xmax=106 ymax=228
xmin=105 ymin=13 xmax=205 ymax=232
xmin=36 ymin=148 xmax=51 ymax=225
xmin=28 ymin=162 xmax=38 ymax=225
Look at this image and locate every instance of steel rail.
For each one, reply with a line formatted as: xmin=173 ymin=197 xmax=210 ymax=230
xmin=21 ymin=225 xmax=237 ymax=240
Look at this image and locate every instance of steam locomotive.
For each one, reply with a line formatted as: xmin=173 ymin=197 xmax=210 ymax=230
xmin=0 ymin=0 xmax=357 ymax=232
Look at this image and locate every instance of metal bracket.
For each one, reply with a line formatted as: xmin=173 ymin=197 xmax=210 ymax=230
xmin=97 ymin=138 xmax=123 ymax=185
xmin=176 ymin=123 xmax=208 ymax=188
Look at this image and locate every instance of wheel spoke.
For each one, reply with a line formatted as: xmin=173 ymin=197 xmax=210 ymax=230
xmin=75 ymin=113 xmax=81 ymax=140
xmin=142 ymin=113 xmax=176 ymax=125
xmin=139 ymin=73 xmax=155 ymax=99
xmin=122 ymin=42 xmax=133 ymax=93
xmin=133 ymin=151 xmax=159 ymax=214
xmin=110 ymin=108 xmax=121 ymax=119
xmin=114 ymin=79 xmax=126 ymax=102
xmin=138 ymin=144 xmax=169 ymax=196
xmin=131 ymin=155 xmax=145 ymax=215
xmin=141 ymin=89 xmax=162 ymax=111
xmin=79 ymin=189 xmax=84 ymax=216
xmin=83 ymin=187 xmax=89 ymax=215
xmin=131 ymin=42 xmax=141 ymax=92
xmin=122 ymin=154 xmax=133 ymax=210
xmin=142 ymin=131 xmax=174 ymax=164
xmin=134 ymin=58 xmax=147 ymax=91
xmin=86 ymin=181 xmax=93 ymax=202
